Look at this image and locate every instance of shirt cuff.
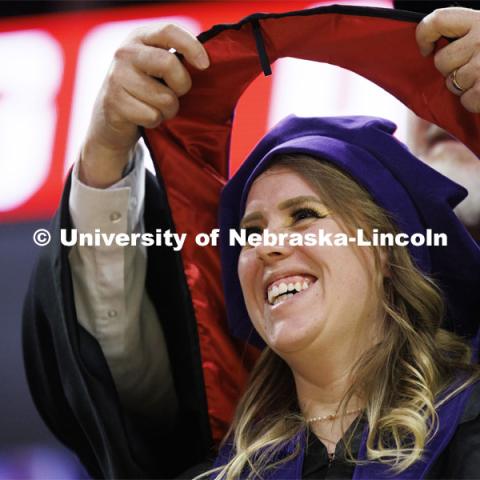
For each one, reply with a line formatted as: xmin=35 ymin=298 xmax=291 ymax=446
xmin=69 ymin=145 xmax=145 ymax=235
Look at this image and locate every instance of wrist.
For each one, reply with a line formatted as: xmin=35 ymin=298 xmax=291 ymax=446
xmin=79 ymin=140 xmax=135 ymax=188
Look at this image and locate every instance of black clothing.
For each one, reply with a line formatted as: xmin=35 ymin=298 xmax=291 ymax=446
xmin=178 ymin=381 xmax=480 ymax=479
xmin=22 ymin=171 xmax=213 ymax=478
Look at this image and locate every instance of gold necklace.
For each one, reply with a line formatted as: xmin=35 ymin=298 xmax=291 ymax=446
xmin=306 ymin=407 xmax=363 ymax=424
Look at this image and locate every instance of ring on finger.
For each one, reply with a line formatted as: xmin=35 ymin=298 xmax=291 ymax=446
xmin=451 ymin=69 xmax=466 ymax=93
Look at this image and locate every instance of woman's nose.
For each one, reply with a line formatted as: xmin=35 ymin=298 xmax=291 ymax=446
xmin=255 ymin=239 xmax=293 ymax=264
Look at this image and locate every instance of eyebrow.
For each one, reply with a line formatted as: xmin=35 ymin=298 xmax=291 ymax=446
xmin=240 ymin=196 xmax=324 ymax=227
xmin=277 ymin=195 xmax=323 ymax=210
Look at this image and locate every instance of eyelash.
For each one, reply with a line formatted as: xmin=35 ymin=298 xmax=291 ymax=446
xmin=291 ymin=207 xmax=325 ymax=223
xmin=243 ymin=207 xmax=326 ymax=238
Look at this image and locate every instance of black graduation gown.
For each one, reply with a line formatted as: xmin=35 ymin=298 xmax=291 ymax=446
xmin=22 ymin=171 xmax=213 ymax=478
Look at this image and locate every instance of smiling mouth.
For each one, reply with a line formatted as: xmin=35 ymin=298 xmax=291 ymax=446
xmin=266 ymin=275 xmax=317 ymax=306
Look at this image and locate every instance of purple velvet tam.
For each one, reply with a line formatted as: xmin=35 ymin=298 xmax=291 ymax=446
xmin=219 ymin=115 xmax=480 ymax=349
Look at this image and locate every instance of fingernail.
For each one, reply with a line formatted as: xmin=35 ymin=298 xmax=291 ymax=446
xmin=195 ymin=53 xmax=209 ymax=69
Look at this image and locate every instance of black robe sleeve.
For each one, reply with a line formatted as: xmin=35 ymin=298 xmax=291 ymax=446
xmin=22 ymin=170 xmax=213 ymax=478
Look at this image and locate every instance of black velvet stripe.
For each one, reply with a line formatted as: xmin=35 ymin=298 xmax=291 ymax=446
xmin=197 ymin=4 xmax=424 ymax=44
xmin=252 ymin=19 xmax=272 ymax=77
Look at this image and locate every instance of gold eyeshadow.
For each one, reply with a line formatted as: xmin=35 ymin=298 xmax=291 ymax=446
xmin=240 ymin=201 xmax=329 ymax=232
xmin=240 ymin=196 xmax=329 ymax=229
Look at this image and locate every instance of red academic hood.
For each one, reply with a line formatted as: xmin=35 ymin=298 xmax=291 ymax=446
xmin=143 ymin=5 xmax=479 ymax=442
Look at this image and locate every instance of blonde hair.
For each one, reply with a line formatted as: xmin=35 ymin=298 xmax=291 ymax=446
xmin=199 ymin=154 xmax=480 ymax=479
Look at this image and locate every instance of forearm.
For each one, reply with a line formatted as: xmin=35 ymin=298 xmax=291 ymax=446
xmin=68 ymin=147 xmax=177 ymax=419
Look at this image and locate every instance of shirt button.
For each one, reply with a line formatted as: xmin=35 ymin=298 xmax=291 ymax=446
xmin=110 ymin=212 xmax=121 ymax=223
xmin=107 ymin=310 xmax=117 ymax=318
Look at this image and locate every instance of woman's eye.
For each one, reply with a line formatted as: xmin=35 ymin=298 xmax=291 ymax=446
xmin=244 ymin=226 xmax=263 ymax=239
xmin=291 ymin=207 xmax=324 ymax=223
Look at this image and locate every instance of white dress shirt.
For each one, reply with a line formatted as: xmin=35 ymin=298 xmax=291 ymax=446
xmin=68 ymin=149 xmax=177 ymax=420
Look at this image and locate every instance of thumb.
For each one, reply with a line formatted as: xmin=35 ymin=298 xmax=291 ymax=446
xmin=416 ymin=7 xmax=474 ymax=56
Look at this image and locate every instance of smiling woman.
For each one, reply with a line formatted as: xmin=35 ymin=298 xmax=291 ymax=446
xmin=194 ymin=115 xmax=480 ymax=480
xmin=238 ymin=162 xmax=383 ymax=356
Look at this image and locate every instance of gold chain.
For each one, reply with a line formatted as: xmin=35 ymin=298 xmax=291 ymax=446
xmin=306 ymin=407 xmax=363 ymax=424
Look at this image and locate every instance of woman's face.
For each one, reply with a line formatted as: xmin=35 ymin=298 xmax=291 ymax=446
xmin=237 ymin=166 xmax=384 ymax=357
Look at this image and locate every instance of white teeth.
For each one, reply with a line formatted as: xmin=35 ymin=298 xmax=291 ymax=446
xmin=267 ymin=278 xmax=314 ymax=305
